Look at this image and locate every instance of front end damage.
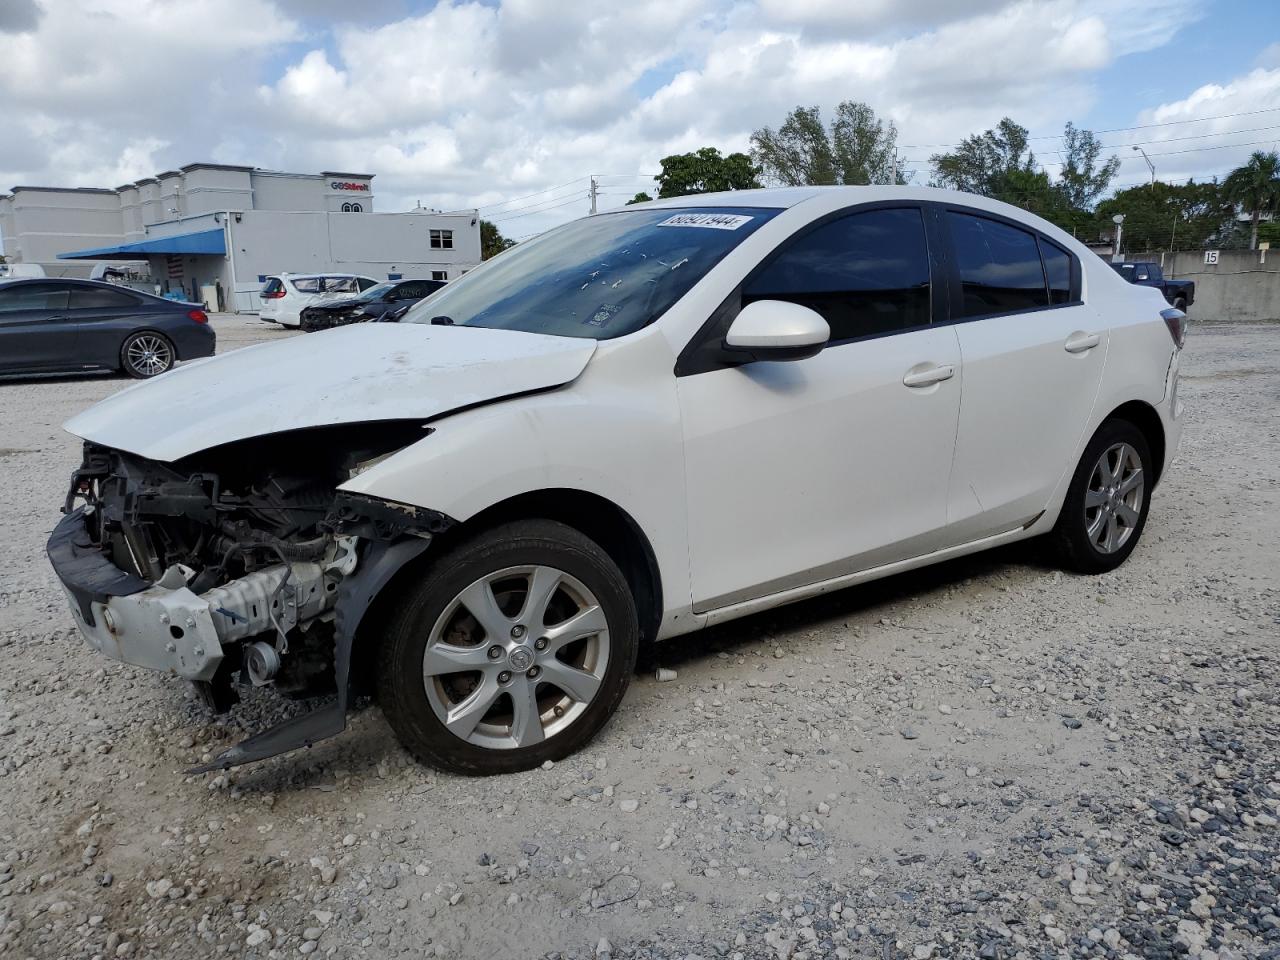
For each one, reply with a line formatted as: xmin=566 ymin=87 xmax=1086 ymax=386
xmin=47 ymin=425 xmax=453 ymax=772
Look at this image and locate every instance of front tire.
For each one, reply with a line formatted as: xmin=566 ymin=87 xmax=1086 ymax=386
xmin=376 ymin=519 xmax=639 ymax=775
xmin=1049 ymin=418 xmax=1152 ymax=574
xmin=120 ymin=331 xmax=176 ymax=378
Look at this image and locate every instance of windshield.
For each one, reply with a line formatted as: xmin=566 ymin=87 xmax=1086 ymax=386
xmin=358 ymin=282 xmax=396 ymax=301
xmin=403 ymin=206 xmax=778 ymax=339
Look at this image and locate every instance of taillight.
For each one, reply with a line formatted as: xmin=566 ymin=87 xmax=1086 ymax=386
xmin=188 ymin=309 xmax=209 ymax=324
xmin=1160 ymin=307 xmax=1187 ymax=349
xmin=260 ymin=289 xmax=285 ymax=299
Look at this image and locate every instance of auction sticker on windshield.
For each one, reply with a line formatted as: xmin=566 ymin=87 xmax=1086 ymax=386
xmin=656 ymin=213 xmax=754 ymax=230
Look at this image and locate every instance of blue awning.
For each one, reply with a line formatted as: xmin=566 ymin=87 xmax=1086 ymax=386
xmin=58 ymin=228 xmax=225 ymax=260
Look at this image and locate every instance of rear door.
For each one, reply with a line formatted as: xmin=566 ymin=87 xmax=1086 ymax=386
xmin=942 ymin=209 xmax=1106 ymax=542
xmin=0 ymin=281 xmax=78 ymax=373
xmin=68 ymin=284 xmax=147 ymax=367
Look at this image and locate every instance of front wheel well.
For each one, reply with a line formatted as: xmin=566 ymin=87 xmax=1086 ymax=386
xmin=1101 ymin=400 xmax=1166 ymax=486
xmin=347 ymin=490 xmax=663 ymax=695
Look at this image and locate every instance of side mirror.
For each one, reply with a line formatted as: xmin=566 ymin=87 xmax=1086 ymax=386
xmin=724 ymin=300 xmax=829 ymax=362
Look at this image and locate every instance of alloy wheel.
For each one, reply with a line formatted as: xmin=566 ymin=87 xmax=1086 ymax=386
xmin=1084 ymin=441 xmax=1144 ymax=554
xmin=126 ymin=334 xmax=173 ymax=376
xmin=421 ymin=565 xmax=610 ymax=749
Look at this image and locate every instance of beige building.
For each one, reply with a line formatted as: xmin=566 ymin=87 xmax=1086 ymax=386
xmin=0 ymin=163 xmax=480 ymax=312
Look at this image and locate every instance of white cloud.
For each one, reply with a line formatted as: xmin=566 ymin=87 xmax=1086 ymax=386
xmin=0 ymin=0 xmax=1248 ymax=241
xmin=1116 ymin=68 xmax=1280 ymax=186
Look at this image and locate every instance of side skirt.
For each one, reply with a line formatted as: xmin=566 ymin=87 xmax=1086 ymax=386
xmin=701 ymin=524 xmax=1036 ymax=628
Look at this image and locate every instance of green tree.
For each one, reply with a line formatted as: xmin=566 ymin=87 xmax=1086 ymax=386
xmin=1093 ymin=181 xmax=1231 ymax=253
xmin=625 ymin=192 xmax=653 ymax=205
xmin=1222 ymin=150 xmax=1280 ymax=249
xmin=480 ymin=219 xmax=515 ymax=260
xmin=930 ymin=118 xmax=1036 ymax=196
xmin=654 ymin=148 xmax=760 ymax=198
xmin=750 ymin=102 xmax=904 ymax=186
xmin=1056 ymin=122 xmax=1121 ymax=210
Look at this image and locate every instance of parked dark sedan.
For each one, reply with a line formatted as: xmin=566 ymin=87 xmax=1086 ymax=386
xmin=298 ymin=278 xmax=445 ymax=332
xmin=0 ymin=278 xmax=215 ymax=379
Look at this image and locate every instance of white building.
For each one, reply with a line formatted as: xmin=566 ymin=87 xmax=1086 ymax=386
xmin=0 ymin=163 xmax=480 ymax=312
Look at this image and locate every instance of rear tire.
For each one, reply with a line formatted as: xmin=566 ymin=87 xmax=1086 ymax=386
xmin=1049 ymin=418 xmax=1152 ymax=574
xmin=376 ymin=519 xmax=638 ymax=775
xmin=120 ymin=331 xmax=176 ymax=378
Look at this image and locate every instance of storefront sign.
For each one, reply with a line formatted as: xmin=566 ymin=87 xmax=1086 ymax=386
xmin=331 ymin=181 xmax=369 ymax=191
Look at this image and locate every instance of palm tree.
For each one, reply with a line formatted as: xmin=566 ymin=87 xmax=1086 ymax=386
xmin=1223 ymin=150 xmax=1280 ymax=250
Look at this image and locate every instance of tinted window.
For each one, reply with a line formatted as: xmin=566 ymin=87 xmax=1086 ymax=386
xmin=0 ymin=282 xmax=70 ymax=313
xmin=69 ymin=286 xmax=138 ymax=309
xmin=1039 ymin=239 xmax=1073 ymax=305
xmin=404 ymin=206 xmax=778 ymax=340
xmin=260 ymin=278 xmax=284 ymax=296
xmin=355 ymin=277 xmax=377 ymax=291
xmin=394 ymin=281 xmax=431 ymax=299
xmin=743 ymin=207 xmax=931 ymax=341
xmin=948 ymin=212 xmax=1047 ymax=317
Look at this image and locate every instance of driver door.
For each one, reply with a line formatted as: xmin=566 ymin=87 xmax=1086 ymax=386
xmin=676 ymin=206 xmax=963 ymax=613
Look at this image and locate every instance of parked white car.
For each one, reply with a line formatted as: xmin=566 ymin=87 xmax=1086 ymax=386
xmin=49 ymin=187 xmax=1185 ymax=776
xmin=258 ymin=273 xmax=378 ymax=327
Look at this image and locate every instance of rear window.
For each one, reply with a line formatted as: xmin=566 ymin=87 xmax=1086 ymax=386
xmin=260 ymin=278 xmax=284 ymax=296
xmin=948 ymin=212 xmax=1048 ymax=318
xmin=70 ymin=286 xmax=139 ymax=309
xmin=1039 ymin=239 xmax=1073 ymax=305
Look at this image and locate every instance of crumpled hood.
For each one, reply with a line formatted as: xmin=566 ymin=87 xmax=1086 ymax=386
xmin=64 ymin=323 xmax=597 ymax=462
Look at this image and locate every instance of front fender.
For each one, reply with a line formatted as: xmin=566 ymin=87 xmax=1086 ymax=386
xmin=339 ymin=345 xmax=694 ymax=636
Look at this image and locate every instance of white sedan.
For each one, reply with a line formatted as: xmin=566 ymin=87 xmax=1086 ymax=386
xmin=50 ymin=186 xmax=1184 ymax=776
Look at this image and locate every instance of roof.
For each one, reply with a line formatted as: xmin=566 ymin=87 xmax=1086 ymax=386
xmin=635 ymin=184 xmax=1026 ymax=210
xmin=57 ymin=228 xmax=226 ymax=260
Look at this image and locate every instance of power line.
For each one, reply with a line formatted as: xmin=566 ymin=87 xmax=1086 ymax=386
xmin=477 ymin=176 xmax=588 ymax=213
xmin=489 ymin=194 xmax=586 ymax=224
xmin=483 ymin=184 xmax=590 ymax=219
xmin=898 ymin=105 xmax=1280 ymax=151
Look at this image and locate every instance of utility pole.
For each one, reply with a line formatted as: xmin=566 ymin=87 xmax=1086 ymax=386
xmin=589 ymin=176 xmax=598 ymax=214
xmin=888 ymin=156 xmax=897 ymax=186
xmin=1112 ymin=213 xmax=1125 ymax=262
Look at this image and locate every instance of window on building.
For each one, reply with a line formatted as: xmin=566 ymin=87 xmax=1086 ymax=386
xmin=0 ymin=282 xmax=71 ymax=313
xmin=69 ymin=286 xmax=139 ymax=310
xmin=430 ymin=229 xmax=454 ymax=250
xmin=350 ymin=202 xmax=362 ymax=213
xmin=431 ymin=270 xmax=448 ymax=281
xmin=341 ymin=202 xmax=352 ymax=212
xmin=1039 ymin=237 xmax=1074 ymax=305
xmin=742 ymin=207 xmax=932 ymax=342
xmin=947 ymin=212 xmax=1048 ymax=317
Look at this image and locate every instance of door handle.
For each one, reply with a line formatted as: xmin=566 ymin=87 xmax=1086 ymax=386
xmin=902 ymin=364 xmax=955 ymax=388
xmin=1064 ymin=332 xmax=1101 ymax=353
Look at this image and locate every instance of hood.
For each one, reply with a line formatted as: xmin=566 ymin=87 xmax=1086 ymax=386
xmin=65 ymin=323 xmax=597 ymax=462
xmin=310 ymin=297 xmax=368 ymax=313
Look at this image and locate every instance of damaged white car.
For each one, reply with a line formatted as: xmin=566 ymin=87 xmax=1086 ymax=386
xmin=48 ymin=187 xmax=1185 ymax=775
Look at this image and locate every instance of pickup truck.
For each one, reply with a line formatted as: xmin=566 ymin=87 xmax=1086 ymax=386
xmin=1110 ymin=261 xmax=1194 ymax=311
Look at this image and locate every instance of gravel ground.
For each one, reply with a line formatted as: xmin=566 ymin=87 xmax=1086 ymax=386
xmin=1 ymin=315 xmax=1277 ymax=960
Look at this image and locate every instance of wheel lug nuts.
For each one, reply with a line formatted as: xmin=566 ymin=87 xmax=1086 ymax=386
xmin=510 ymin=625 xmax=526 ymax=639
xmin=527 ymin=666 xmax=541 ymax=679
xmin=487 ymin=645 xmax=503 ymax=660
xmin=534 ymin=637 xmax=548 ymax=651
xmin=498 ymin=671 xmax=512 ymax=684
